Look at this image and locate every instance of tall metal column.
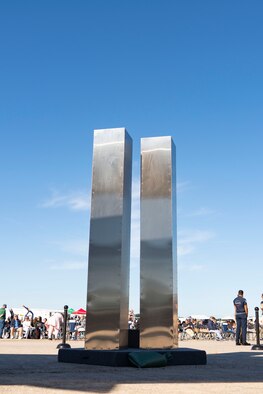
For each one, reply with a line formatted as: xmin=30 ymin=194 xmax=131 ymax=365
xmin=140 ymin=136 xmax=178 ymax=349
xmin=85 ymin=128 xmax=132 ymax=350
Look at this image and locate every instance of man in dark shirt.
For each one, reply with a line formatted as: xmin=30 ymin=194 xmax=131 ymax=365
xmin=233 ymin=290 xmax=250 ymax=346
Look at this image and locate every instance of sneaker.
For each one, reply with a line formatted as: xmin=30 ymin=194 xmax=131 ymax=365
xmin=10 ymin=336 xmax=15 ymax=339
xmin=236 ymin=342 xmax=241 ymax=345
xmin=242 ymin=342 xmax=251 ymax=346
xmin=18 ymin=337 xmax=23 ymax=340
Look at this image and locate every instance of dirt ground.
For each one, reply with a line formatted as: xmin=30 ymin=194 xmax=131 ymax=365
xmin=0 ymin=338 xmax=262 ymax=394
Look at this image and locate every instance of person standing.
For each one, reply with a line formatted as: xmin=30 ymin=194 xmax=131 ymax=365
xmin=0 ymin=304 xmax=7 ymax=338
xmin=47 ymin=312 xmax=63 ymax=340
xmin=260 ymin=293 xmax=263 ymax=316
xmin=233 ymin=290 xmax=250 ymax=346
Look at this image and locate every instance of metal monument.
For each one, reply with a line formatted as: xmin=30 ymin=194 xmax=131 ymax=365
xmin=85 ymin=128 xmax=132 ymax=350
xmin=59 ymin=129 xmax=206 ymax=366
xmin=140 ymin=136 xmax=178 ymax=348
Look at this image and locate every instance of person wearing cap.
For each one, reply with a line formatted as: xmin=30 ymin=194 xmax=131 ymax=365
xmin=233 ymin=290 xmax=250 ymax=346
xmin=0 ymin=304 xmax=7 ymax=338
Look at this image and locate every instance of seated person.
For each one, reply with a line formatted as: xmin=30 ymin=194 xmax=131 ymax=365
xmin=31 ymin=316 xmax=43 ymax=339
xmin=68 ymin=318 xmax=77 ymax=339
xmin=199 ymin=319 xmax=209 ymax=333
xmin=207 ymin=316 xmax=222 ymax=340
xmin=10 ymin=315 xmax=23 ymax=339
xmin=183 ymin=318 xmax=196 ymax=338
xmin=41 ymin=318 xmax=48 ymax=338
xmin=178 ymin=319 xmax=183 ymax=333
xmin=224 ymin=320 xmax=235 ymax=334
xmin=22 ymin=316 xmax=32 ymax=338
xmin=3 ymin=317 xmax=11 ymax=339
xmin=247 ymin=319 xmax=255 ymax=330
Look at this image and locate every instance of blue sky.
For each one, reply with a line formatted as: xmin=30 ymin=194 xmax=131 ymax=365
xmin=0 ymin=1 xmax=262 ymax=318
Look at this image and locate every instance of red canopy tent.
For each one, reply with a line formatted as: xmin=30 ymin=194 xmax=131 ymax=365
xmin=72 ymin=308 xmax=86 ymax=315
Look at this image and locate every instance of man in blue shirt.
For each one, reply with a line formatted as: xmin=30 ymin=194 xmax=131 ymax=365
xmin=233 ymin=290 xmax=250 ymax=346
xmin=10 ymin=315 xmax=23 ymax=339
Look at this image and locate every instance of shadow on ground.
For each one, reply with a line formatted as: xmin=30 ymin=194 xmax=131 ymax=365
xmin=0 ymin=351 xmax=262 ymax=392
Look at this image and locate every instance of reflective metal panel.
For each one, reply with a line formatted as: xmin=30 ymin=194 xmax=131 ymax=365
xmin=85 ymin=128 xmax=132 ymax=350
xmin=140 ymin=136 xmax=178 ymax=349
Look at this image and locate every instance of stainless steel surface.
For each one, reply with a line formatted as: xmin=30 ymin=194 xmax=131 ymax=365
xmin=140 ymin=136 xmax=178 ymax=349
xmin=85 ymin=128 xmax=132 ymax=350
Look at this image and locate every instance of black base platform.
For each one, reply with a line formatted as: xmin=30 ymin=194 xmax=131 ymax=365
xmin=58 ymin=347 xmax=207 ymax=367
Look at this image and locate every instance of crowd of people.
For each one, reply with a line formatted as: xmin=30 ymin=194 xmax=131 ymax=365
xmin=0 ymin=305 xmax=85 ymax=340
xmin=0 ymin=291 xmax=262 ymax=343
xmin=179 ymin=291 xmax=263 ymax=344
xmin=129 ymin=291 xmax=263 ymax=345
xmin=178 ymin=315 xmax=260 ymax=342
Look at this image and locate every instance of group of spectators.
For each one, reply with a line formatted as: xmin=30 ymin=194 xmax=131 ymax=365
xmin=0 ymin=305 xmax=69 ymax=340
xmin=1 ymin=292 xmax=262 ymax=343
xmin=179 ymin=316 xmax=237 ymax=340
xmin=128 ymin=309 xmax=140 ymax=330
xmin=179 ymin=291 xmax=263 ymax=343
xmin=0 ymin=304 xmax=86 ymax=341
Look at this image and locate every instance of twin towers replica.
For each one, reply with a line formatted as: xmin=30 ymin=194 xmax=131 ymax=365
xmin=59 ymin=128 xmax=206 ymax=366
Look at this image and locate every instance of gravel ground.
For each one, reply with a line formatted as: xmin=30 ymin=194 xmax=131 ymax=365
xmin=0 ymin=339 xmax=262 ymax=394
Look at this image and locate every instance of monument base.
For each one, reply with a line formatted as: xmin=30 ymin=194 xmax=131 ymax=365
xmin=58 ymin=347 xmax=207 ymax=367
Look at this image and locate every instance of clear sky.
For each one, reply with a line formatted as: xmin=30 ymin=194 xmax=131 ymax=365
xmin=0 ymin=1 xmax=262 ymax=318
